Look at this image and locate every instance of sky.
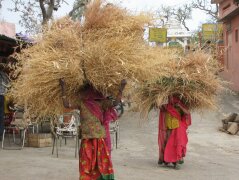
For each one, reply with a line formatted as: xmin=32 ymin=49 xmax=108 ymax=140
xmin=0 ymin=0 xmax=211 ymax=33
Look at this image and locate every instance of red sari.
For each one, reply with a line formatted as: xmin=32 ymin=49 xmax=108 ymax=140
xmin=79 ymin=89 xmax=115 ymax=180
xmin=158 ymin=96 xmax=191 ymax=163
xmin=79 ymin=139 xmax=114 ymax=180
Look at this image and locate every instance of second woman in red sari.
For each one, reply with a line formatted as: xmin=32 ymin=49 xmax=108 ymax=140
xmin=158 ymin=95 xmax=191 ymax=169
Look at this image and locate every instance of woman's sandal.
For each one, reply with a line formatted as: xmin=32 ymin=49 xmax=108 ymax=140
xmin=158 ymin=160 xmax=164 ymax=165
xmin=178 ymin=159 xmax=184 ymax=164
xmin=173 ymin=162 xmax=180 ymax=170
xmin=158 ymin=160 xmax=169 ymax=166
xmin=164 ymin=161 xmax=169 ymax=166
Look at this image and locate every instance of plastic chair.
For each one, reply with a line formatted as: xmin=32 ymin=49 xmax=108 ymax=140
xmin=114 ymin=101 xmax=124 ymax=118
xmin=109 ymin=101 xmax=124 ymax=150
xmin=52 ymin=110 xmax=80 ymax=158
xmin=2 ymin=111 xmax=27 ymax=150
xmin=110 ymin=120 xmax=120 ymax=150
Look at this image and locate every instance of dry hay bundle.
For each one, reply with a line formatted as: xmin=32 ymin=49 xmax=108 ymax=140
xmin=82 ymin=0 xmax=150 ymax=37
xmin=81 ymin=36 xmax=152 ymax=95
xmin=9 ymin=1 xmax=156 ymax=116
xmin=9 ymin=18 xmax=84 ymax=116
xmin=134 ymin=51 xmax=224 ymax=117
xmin=80 ymin=0 xmax=153 ymax=95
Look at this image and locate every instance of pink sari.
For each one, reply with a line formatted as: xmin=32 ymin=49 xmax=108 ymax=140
xmin=158 ymin=96 xmax=191 ymax=163
xmin=83 ymin=88 xmax=118 ymax=153
xmin=103 ymin=109 xmax=117 ymax=153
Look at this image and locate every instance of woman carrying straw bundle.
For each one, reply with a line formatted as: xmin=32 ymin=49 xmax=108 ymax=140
xmin=59 ymin=78 xmax=126 ymax=180
xmin=158 ymin=95 xmax=191 ymax=169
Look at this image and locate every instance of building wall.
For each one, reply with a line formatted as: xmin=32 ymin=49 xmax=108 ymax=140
xmin=0 ymin=22 xmax=15 ymax=38
xmin=219 ymin=0 xmax=238 ymax=18
xmin=221 ymin=14 xmax=239 ymax=91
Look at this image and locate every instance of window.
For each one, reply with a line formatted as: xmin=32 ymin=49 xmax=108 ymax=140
xmin=226 ymin=22 xmax=231 ymax=32
xmin=223 ymin=3 xmax=231 ymax=11
xmin=236 ymin=29 xmax=238 ymax=42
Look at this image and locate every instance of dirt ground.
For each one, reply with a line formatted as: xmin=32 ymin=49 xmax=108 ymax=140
xmin=0 ymin=92 xmax=239 ymax=180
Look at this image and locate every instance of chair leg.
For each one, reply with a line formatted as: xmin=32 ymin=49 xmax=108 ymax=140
xmin=65 ymin=137 xmax=67 ymax=145
xmin=52 ymin=136 xmax=55 ymax=155
xmin=13 ymin=129 xmax=16 ymax=143
xmin=59 ymin=136 xmax=62 ymax=147
xmin=77 ymin=137 xmax=80 ymax=157
xmin=117 ymin=124 xmax=120 ymax=142
xmin=21 ymin=129 xmax=26 ymax=149
xmin=75 ymin=136 xmax=77 ymax=158
xmin=116 ymin=131 xmax=118 ymax=149
xmin=56 ymin=137 xmax=58 ymax=158
xmin=1 ymin=129 xmax=5 ymax=149
xmin=8 ymin=130 xmax=11 ymax=144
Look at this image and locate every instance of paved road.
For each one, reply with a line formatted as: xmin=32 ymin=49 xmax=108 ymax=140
xmin=0 ymin=92 xmax=239 ymax=180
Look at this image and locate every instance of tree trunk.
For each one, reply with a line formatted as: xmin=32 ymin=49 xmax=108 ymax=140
xmin=182 ymin=21 xmax=190 ymax=31
xmin=39 ymin=0 xmax=55 ymax=26
xmin=69 ymin=0 xmax=90 ymax=18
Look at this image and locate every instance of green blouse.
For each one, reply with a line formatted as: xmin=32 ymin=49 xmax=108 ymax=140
xmin=79 ymin=102 xmax=106 ymax=139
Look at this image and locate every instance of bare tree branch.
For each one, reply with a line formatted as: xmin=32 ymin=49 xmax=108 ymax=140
xmin=192 ymin=0 xmax=219 ymax=21
xmin=8 ymin=0 xmax=42 ymax=34
xmin=46 ymin=0 xmax=55 ymax=20
xmin=156 ymin=5 xmax=173 ymax=27
xmin=156 ymin=4 xmax=192 ymax=31
xmin=69 ymin=0 xmax=90 ymax=19
xmin=5 ymin=0 xmax=68 ymax=34
xmin=0 ymin=0 xmax=3 ymax=8
xmin=39 ymin=0 xmax=47 ymax=24
xmin=172 ymin=4 xmax=192 ymax=31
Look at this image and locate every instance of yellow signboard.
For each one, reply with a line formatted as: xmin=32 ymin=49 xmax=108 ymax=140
xmin=149 ymin=28 xmax=167 ymax=43
xmin=202 ymin=23 xmax=223 ymax=41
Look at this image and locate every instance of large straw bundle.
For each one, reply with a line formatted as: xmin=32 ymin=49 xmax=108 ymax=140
xmin=9 ymin=0 xmax=158 ymax=116
xmin=134 ymin=51 xmax=224 ymax=117
xmin=80 ymin=0 xmax=152 ymax=95
xmin=9 ymin=18 xmax=84 ymax=116
xmin=81 ymin=36 xmax=152 ymax=95
xmin=82 ymin=0 xmax=150 ymax=37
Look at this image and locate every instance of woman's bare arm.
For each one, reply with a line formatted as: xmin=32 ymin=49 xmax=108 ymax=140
xmin=113 ymin=79 xmax=127 ymax=106
xmin=59 ymin=78 xmax=71 ymax=108
xmin=176 ymin=103 xmax=190 ymax=114
xmin=59 ymin=78 xmax=78 ymax=109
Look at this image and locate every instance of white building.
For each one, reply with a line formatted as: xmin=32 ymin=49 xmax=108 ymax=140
xmin=164 ymin=19 xmax=192 ymax=48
